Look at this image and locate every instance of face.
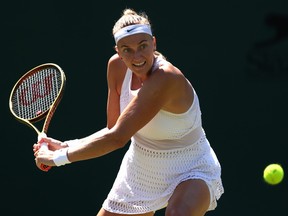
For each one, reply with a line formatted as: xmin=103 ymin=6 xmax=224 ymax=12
xmin=116 ymin=33 xmax=156 ymax=77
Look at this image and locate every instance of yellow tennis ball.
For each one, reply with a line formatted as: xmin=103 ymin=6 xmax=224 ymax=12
xmin=263 ymin=164 xmax=284 ymax=185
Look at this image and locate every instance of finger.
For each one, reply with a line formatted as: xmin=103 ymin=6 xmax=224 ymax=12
xmin=33 ymin=145 xmax=39 ymax=152
xmin=33 ymin=143 xmax=41 ymax=150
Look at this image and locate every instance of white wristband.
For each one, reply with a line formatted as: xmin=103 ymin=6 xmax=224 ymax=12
xmin=53 ymin=148 xmax=71 ymax=166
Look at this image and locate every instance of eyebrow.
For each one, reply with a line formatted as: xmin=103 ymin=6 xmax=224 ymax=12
xmin=120 ymin=39 xmax=148 ymax=48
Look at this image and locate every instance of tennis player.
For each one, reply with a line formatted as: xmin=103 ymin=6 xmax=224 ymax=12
xmin=34 ymin=8 xmax=224 ymax=216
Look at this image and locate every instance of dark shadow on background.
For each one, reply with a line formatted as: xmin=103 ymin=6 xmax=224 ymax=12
xmin=247 ymin=13 xmax=288 ymax=80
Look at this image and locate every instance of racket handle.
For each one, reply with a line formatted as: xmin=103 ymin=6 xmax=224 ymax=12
xmin=39 ymin=142 xmax=52 ymax=171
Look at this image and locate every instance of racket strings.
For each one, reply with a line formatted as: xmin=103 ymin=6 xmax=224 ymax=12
xmin=12 ymin=67 xmax=63 ymax=120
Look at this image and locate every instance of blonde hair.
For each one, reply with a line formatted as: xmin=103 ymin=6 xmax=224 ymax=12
xmin=113 ymin=8 xmax=166 ymax=60
xmin=112 ymin=9 xmax=151 ymax=35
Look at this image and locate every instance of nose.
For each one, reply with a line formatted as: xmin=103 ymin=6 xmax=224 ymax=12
xmin=133 ymin=50 xmax=142 ymax=60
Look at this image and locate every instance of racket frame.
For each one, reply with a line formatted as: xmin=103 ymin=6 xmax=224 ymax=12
xmin=9 ymin=63 xmax=66 ymax=170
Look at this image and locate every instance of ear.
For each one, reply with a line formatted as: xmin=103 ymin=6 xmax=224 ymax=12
xmin=153 ymin=36 xmax=157 ymax=51
xmin=114 ymin=46 xmax=123 ymax=60
xmin=115 ymin=46 xmax=122 ymax=58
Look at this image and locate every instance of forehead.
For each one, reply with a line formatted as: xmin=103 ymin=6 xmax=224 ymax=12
xmin=117 ymin=33 xmax=153 ymax=47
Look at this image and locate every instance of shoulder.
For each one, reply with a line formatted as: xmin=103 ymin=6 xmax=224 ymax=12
xmin=107 ymin=53 xmax=127 ymax=77
xmin=144 ymin=59 xmax=194 ymax=113
xmin=108 ymin=53 xmax=126 ymax=71
xmin=146 ymin=59 xmax=191 ymax=98
xmin=152 ymin=59 xmax=185 ymax=85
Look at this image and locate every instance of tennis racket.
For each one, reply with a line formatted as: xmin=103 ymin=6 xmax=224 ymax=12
xmin=9 ymin=63 xmax=66 ymax=171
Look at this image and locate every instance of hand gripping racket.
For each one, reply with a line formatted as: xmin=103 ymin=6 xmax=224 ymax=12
xmin=9 ymin=63 xmax=66 ymax=171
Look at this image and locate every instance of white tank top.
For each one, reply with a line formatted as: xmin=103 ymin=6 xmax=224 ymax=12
xmin=120 ymin=57 xmax=204 ymax=149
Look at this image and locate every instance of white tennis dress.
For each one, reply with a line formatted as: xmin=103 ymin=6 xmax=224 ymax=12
xmin=102 ymin=57 xmax=224 ymax=214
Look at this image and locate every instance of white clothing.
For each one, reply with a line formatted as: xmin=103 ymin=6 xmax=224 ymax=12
xmin=102 ymin=57 xmax=224 ymax=214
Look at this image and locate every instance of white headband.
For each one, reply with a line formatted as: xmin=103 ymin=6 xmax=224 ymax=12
xmin=114 ymin=24 xmax=152 ymax=44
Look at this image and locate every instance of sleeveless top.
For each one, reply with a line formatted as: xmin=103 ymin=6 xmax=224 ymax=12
xmin=119 ymin=56 xmax=204 ymax=149
xmin=102 ymin=57 xmax=224 ymax=214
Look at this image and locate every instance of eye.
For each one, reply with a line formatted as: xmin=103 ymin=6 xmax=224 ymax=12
xmin=122 ymin=48 xmax=130 ymax=53
xmin=140 ymin=44 xmax=147 ymax=50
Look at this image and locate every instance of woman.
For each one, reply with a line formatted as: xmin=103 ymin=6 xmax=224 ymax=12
xmin=34 ymin=8 xmax=224 ymax=216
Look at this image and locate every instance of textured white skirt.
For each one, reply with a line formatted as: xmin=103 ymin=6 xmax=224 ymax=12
xmin=102 ymin=134 xmax=224 ymax=214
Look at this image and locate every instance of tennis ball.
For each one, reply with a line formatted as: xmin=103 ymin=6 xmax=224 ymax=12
xmin=263 ymin=163 xmax=284 ymax=185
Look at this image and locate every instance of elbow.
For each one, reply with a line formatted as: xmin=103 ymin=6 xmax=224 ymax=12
xmin=108 ymin=130 xmax=130 ymax=149
xmin=116 ymin=132 xmax=130 ymax=149
xmin=115 ymin=141 xmax=127 ymax=149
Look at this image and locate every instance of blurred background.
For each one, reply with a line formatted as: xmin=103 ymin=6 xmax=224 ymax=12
xmin=1 ymin=0 xmax=288 ymax=215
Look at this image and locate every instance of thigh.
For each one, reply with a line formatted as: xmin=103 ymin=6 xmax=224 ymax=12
xmin=166 ymin=179 xmax=211 ymax=216
xmin=96 ymin=208 xmax=154 ymax=216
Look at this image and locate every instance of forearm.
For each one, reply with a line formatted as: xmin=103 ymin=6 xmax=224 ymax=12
xmin=66 ymin=128 xmax=127 ymax=163
xmin=64 ymin=127 xmax=109 ymax=148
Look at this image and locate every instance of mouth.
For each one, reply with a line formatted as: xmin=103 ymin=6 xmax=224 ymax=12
xmin=133 ymin=61 xmax=146 ymax=67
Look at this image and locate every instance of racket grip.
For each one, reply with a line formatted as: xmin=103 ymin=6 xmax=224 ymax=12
xmin=39 ymin=142 xmax=52 ymax=171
